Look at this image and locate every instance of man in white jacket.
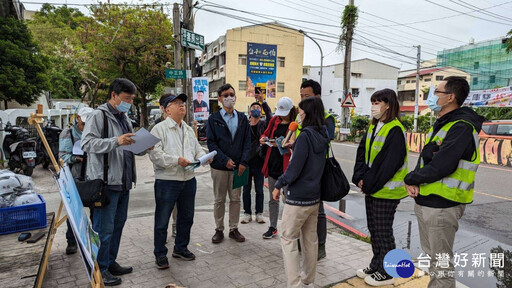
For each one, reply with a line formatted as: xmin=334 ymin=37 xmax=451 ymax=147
xmin=148 ymin=93 xmax=206 ymax=269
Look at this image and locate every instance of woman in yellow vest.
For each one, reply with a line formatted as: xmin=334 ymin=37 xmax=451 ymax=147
xmin=352 ymin=89 xmax=408 ymax=287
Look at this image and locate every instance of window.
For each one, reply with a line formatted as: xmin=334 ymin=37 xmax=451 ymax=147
xmin=351 ymin=72 xmax=362 ymax=78
xmin=213 ymin=69 xmax=218 ymax=75
xmin=203 ymin=54 xmax=207 ymax=61
xmin=278 ymin=57 xmax=285 ymax=67
xmin=277 ymin=82 xmax=285 ymax=92
xmin=474 ymin=61 xmax=479 ymax=70
xmin=397 ymin=80 xmax=402 ymax=85
xmin=213 ymin=46 xmax=218 ymax=54
xmin=424 ymin=78 xmax=431 ymax=82
xmin=496 ymin=124 xmax=512 ymax=136
xmin=351 ymin=88 xmax=359 ymax=97
xmin=436 ymin=75 xmax=444 ymax=81
xmin=220 ymin=42 xmax=225 ymax=49
xmin=473 ymin=77 xmax=478 ymax=85
xmin=406 ymin=80 xmax=411 ymax=83
xmin=219 ymin=66 xmax=224 ymax=73
xmin=239 ymin=80 xmax=246 ymax=91
xmin=302 ymin=67 xmax=309 ymax=74
xmin=411 ymin=80 xmax=416 ymax=83
xmin=490 ymin=75 xmax=496 ymax=83
xmin=238 ymin=54 xmax=247 ymax=65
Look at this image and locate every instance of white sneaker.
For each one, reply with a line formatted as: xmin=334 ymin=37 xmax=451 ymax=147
xmin=241 ymin=213 xmax=252 ymax=224
xmin=356 ymin=266 xmax=375 ymax=279
xmin=364 ymin=272 xmax=394 ymax=286
xmin=255 ymin=213 xmax=265 ymax=223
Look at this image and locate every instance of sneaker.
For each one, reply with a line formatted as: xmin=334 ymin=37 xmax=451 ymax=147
xmin=255 ymin=213 xmax=265 ymax=223
xmin=262 ymin=227 xmax=278 ymax=239
xmin=241 ymin=213 xmax=252 ymax=224
xmin=172 ymin=249 xmax=196 ymax=261
xmin=155 ymin=256 xmax=169 ymax=269
xmin=101 ymin=270 xmax=122 ymax=286
xmin=66 ymin=242 xmax=77 ymax=255
xmin=364 ymin=272 xmax=394 ymax=286
xmin=356 ymin=266 xmax=376 ymax=279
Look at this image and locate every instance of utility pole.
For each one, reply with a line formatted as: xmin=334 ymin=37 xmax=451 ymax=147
xmin=414 ymin=45 xmax=421 ymax=132
xmin=173 ymin=3 xmax=182 ymax=95
xmin=183 ymin=0 xmax=195 ymax=125
xmin=342 ymin=0 xmax=355 ymax=130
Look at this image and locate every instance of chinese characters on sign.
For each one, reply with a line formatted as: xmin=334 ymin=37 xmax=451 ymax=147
xmin=246 ymin=42 xmax=277 ymax=99
xmin=192 ymin=77 xmax=209 ymax=121
xmin=464 ymin=86 xmax=512 ymax=107
xmin=181 ymin=28 xmax=205 ymax=50
xmin=165 ymin=69 xmax=186 ymax=79
xmin=416 ymin=252 xmax=505 ymax=279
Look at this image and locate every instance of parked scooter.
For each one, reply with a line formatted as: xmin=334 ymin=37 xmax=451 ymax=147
xmin=36 ymin=120 xmax=62 ymax=169
xmin=1 ymin=122 xmax=37 ymax=176
xmin=197 ymin=121 xmax=207 ymax=142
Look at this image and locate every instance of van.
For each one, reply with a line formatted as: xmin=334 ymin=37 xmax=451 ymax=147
xmin=479 ymin=120 xmax=512 ymax=140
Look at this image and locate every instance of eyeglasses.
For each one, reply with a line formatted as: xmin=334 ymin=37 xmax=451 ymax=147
xmin=221 ymin=93 xmax=235 ymax=98
xmin=170 ymin=101 xmax=185 ymax=106
xmin=434 ymin=90 xmax=451 ymax=95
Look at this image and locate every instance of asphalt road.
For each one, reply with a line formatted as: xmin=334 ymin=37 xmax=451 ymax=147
xmin=327 ymin=141 xmax=512 ymax=288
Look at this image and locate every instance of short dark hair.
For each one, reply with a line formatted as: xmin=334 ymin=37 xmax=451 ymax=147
xmin=250 ymin=102 xmax=262 ymax=109
xmin=217 ymin=83 xmax=235 ymax=97
xmin=108 ymin=78 xmax=136 ymax=99
xmin=370 ymin=88 xmax=400 ymax=125
xmin=298 ymin=97 xmax=325 ymax=128
xmin=197 ymin=90 xmax=204 ymax=94
xmin=444 ymin=76 xmax=470 ymax=106
xmin=300 ymin=79 xmax=321 ymax=96
xmin=159 ymin=93 xmax=172 ymax=107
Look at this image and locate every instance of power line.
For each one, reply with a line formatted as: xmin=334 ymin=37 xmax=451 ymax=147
xmin=451 ymin=0 xmax=512 ymax=22
xmin=2 ymin=0 xmax=180 ymax=7
xmin=424 ymin=0 xmax=512 ymax=26
xmin=268 ymin=0 xmax=340 ymax=22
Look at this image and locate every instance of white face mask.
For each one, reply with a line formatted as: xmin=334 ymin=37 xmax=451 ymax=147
xmin=223 ymin=97 xmax=235 ymax=108
xmin=371 ymin=104 xmax=387 ymax=120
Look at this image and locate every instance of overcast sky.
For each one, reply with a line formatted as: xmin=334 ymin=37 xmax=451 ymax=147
xmin=23 ymin=0 xmax=512 ymax=70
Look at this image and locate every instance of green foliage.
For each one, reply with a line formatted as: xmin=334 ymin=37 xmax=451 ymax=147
xmin=338 ymin=4 xmax=358 ymax=51
xmin=0 ymin=17 xmax=48 ymax=107
xmin=350 ymin=115 xmax=369 ymax=137
xmin=474 ymin=107 xmax=512 ymax=120
xmin=401 ymin=114 xmax=433 ymax=133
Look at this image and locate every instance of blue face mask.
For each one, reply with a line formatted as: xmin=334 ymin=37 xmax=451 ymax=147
xmin=250 ymin=109 xmax=261 ymax=118
xmin=116 ymin=98 xmax=132 ymax=113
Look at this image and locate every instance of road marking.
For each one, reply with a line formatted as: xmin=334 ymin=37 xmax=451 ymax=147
xmin=474 ymin=190 xmax=512 ymax=202
xmin=323 ymin=203 xmax=355 ymax=220
xmin=332 ymin=142 xmax=358 ymax=148
xmin=326 ymin=214 xmax=368 ymax=238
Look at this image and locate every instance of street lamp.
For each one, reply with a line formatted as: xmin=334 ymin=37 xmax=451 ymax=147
xmin=299 ymin=30 xmax=323 ymax=88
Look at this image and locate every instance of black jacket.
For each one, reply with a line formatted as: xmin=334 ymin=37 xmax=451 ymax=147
xmin=352 ymin=125 xmax=407 ymax=195
xmin=404 ymin=107 xmax=484 ymax=207
xmin=206 ymin=110 xmax=251 ymax=171
xmin=249 ymin=102 xmax=273 ymax=160
xmin=275 ymin=126 xmax=330 ymax=206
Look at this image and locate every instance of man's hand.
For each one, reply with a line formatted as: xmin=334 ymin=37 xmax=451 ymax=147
xmin=406 ymin=184 xmax=419 ymax=198
xmin=76 ymin=156 xmax=83 ymax=162
xmin=272 ymin=188 xmax=280 ymax=201
xmin=255 ymin=91 xmax=264 ymax=103
xmin=178 ymin=157 xmax=191 ymax=167
xmin=226 ymin=159 xmax=236 ymax=169
xmin=358 ymin=180 xmax=363 ymax=189
xmin=117 ymin=133 xmax=136 ymax=146
xmin=238 ymin=164 xmax=246 ymax=176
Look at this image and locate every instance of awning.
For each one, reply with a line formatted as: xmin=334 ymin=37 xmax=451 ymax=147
xmin=400 ymin=105 xmax=428 ymax=112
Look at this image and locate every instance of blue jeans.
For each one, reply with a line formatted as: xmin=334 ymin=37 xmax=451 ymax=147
xmin=93 ymin=189 xmax=130 ymax=272
xmin=242 ymin=158 xmax=264 ymax=215
xmin=154 ymin=178 xmax=196 ymax=258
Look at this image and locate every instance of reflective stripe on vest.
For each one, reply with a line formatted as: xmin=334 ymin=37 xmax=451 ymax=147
xmin=364 ymin=119 xmax=408 ymax=200
xmin=419 ymin=119 xmax=480 ymax=204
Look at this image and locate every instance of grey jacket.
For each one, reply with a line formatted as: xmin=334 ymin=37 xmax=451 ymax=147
xmin=81 ymin=103 xmax=137 ymax=186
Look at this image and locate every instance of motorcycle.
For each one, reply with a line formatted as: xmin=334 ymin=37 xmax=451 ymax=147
xmin=197 ymin=121 xmax=207 ymax=142
xmin=1 ymin=122 xmax=37 ymax=176
xmin=36 ymin=120 xmax=62 ymax=169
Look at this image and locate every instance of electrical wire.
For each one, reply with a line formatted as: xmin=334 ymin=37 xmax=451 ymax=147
xmin=450 ymin=0 xmax=512 ymax=22
xmin=424 ymin=0 xmax=512 ymax=26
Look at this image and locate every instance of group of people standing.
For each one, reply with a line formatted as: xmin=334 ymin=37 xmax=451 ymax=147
xmin=61 ymin=75 xmax=482 ymax=288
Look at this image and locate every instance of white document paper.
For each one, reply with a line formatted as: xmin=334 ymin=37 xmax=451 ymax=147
xmin=73 ymin=140 xmax=84 ymax=155
xmin=185 ymin=151 xmax=217 ymax=171
xmin=118 ymin=128 xmax=161 ymax=154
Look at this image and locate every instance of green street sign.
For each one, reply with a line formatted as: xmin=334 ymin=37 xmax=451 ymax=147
xmin=165 ymin=69 xmax=186 ymax=79
xmin=181 ymin=28 xmax=205 ymax=50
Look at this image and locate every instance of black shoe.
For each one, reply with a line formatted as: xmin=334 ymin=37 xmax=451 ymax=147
xmin=172 ymin=249 xmax=196 ymax=261
xmin=364 ymin=271 xmax=394 ymax=286
xmin=262 ymin=227 xmax=278 ymax=239
xmin=357 ymin=266 xmax=376 ymax=279
xmin=108 ymin=262 xmax=133 ymax=276
xmin=212 ymin=230 xmax=224 ymax=244
xmin=65 ymin=242 xmax=77 ymax=255
xmin=229 ymin=228 xmax=246 ymax=242
xmin=156 ymin=256 xmax=169 ymax=269
xmin=101 ymin=271 xmax=121 ymax=286
xmin=317 ymin=243 xmax=326 ymax=260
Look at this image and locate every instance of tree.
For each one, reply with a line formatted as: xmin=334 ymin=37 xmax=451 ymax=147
xmin=78 ymin=3 xmax=174 ymax=126
xmin=0 ymin=17 xmax=48 ymax=108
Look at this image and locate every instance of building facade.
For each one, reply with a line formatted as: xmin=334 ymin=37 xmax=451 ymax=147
xmin=304 ymin=59 xmax=399 ymax=117
xmin=199 ymin=22 xmax=304 ymax=112
xmin=437 ymin=38 xmax=511 ymax=90
xmin=397 ymin=66 xmax=470 ymax=115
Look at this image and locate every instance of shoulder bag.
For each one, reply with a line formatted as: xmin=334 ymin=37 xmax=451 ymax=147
xmin=321 ymin=146 xmax=351 ymax=202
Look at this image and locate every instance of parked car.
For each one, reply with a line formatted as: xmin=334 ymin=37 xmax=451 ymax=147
xmin=479 ymin=120 xmax=512 ymax=140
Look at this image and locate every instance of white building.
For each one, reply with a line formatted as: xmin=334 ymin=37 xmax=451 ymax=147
xmin=303 ymin=58 xmax=399 ymax=117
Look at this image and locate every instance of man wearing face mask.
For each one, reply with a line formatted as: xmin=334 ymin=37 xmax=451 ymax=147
xmin=241 ymin=91 xmax=272 ymax=224
xmin=404 ymin=76 xmax=484 ymax=288
xmin=82 ymin=78 xmax=146 ymax=286
xmin=206 ymin=83 xmax=251 ymax=243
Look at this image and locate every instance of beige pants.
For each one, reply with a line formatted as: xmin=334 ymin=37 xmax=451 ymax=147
xmin=280 ymin=203 xmax=319 ymax=288
xmin=415 ymin=203 xmax=465 ymax=288
xmin=211 ymin=168 xmax=242 ymax=231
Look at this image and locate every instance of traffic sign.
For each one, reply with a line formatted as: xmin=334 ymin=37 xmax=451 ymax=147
xmin=181 ymin=28 xmax=205 ymax=50
xmin=341 ymin=93 xmax=356 ymax=108
xmin=165 ymin=69 xmax=187 ymax=79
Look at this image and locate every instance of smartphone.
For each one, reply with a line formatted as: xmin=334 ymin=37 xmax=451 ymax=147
xmin=255 ymin=87 xmax=262 ymax=94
